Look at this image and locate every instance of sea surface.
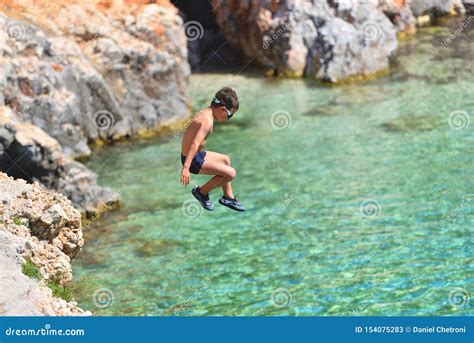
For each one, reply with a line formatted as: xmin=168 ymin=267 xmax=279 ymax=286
xmin=74 ymin=20 xmax=473 ymax=316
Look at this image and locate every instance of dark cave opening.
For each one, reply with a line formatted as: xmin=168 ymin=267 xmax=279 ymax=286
xmin=171 ymin=0 xmax=244 ymax=71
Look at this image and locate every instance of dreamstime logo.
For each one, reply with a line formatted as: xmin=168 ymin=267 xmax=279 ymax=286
xmin=172 ymin=278 xmax=210 ymax=315
xmin=359 ymin=199 xmax=381 ymax=219
xmin=181 ymin=199 xmax=203 ymax=219
xmin=262 ymin=15 xmax=295 ymax=49
xmin=353 ymin=101 xmax=392 ymax=138
xmin=261 ymin=190 xmax=299 ymax=228
xmin=172 ymin=113 xmax=200 ymax=141
xmin=92 ymin=110 xmax=115 ymax=131
xmin=448 ymin=110 xmax=470 ymax=130
xmin=441 ymin=15 xmax=473 ymax=49
xmin=448 ymin=287 xmax=470 ymax=308
xmin=6 ymin=20 xmax=26 ymax=41
xmin=92 ymin=288 xmax=114 ymax=309
xmin=441 ymin=193 xmax=473 ymax=228
xmin=83 ymin=192 xmax=121 ymax=227
xmin=16 ymin=103 xmax=32 ymax=119
xmin=270 ymin=110 xmax=292 ymax=130
xmin=361 ymin=21 xmax=382 ymax=43
xmin=184 ymin=21 xmax=204 ymax=41
xmin=271 ymin=288 xmax=292 ymax=308
xmin=351 ymin=281 xmax=387 ymax=314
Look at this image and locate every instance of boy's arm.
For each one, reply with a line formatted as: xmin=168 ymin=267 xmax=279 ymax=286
xmin=181 ymin=123 xmax=209 ymax=186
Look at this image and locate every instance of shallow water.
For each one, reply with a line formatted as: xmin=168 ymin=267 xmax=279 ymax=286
xmin=74 ymin=20 xmax=473 ymax=316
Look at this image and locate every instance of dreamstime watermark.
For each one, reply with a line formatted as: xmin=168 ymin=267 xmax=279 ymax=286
xmin=184 ymin=20 xmax=204 ymax=41
xmin=440 ymin=16 xmax=474 ymax=49
xmin=441 ymin=193 xmax=473 ymax=227
xmin=5 ymin=20 xmax=26 ymax=41
xmin=359 ymin=198 xmax=381 ymax=219
xmin=181 ymin=199 xmax=203 ymax=219
xmin=448 ymin=287 xmax=470 ymax=308
xmin=92 ymin=288 xmax=115 ymax=309
xmin=352 ymin=281 xmax=387 ymax=314
xmin=169 ymin=102 xmax=214 ymax=142
xmin=15 ymin=103 xmax=32 ymax=120
xmin=261 ymin=190 xmax=299 ymax=227
xmin=353 ymin=101 xmax=392 ymax=138
xmin=172 ymin=278 xmax=211 ymax=315
xmin=82 ymin=192 xmax=121 ymax=227
xmin=171 ymin=107 xmax=205 ymax=141
xmin=270 ymin=110 xmax=293 ymax=130
xmin=271 ymin=288 xmax=292 ymax=308
xmin=173 ymin=116 xmax=196 ymax=140
xmin=4 ymin=323 xmax=85 ymax=337
xmin=92 ymin=110 xmax=116 ymax=131
xmin=262 ymin=15 xmax=296 ymax=49
xmin=361 ymin=21 xmax=382 ymax=43
xmin=448 ymin=110 xmax=470 ymax=130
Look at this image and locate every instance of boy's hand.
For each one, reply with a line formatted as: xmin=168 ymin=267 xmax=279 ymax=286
xmin=181 ymin=167 xmax=190 ymax=186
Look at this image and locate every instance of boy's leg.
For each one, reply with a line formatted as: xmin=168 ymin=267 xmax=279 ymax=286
xmin=199 ymin=151 xmax=236 ymax=198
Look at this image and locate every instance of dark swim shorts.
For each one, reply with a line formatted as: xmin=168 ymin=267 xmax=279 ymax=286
xmin=181 ymin=151 xmax=206 ymax=174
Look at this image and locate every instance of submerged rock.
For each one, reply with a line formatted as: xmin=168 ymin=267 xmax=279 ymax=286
xmin=0 ymin=172 xmax=90 ymax=315
xmin=380 ymin=114 xmax=443 ymax=132
xmin=134 ymin=239 xmax=186 ymax=257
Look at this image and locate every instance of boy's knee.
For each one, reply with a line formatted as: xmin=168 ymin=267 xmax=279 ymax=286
xmin=226 ymin=167 xmax=236 ymax=179
xmin=224 ymin=155 xmax=231 ymax=165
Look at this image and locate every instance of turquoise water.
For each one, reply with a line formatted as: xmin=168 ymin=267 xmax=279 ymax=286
xmin=74 ymin=21 xmax=473 ymax=316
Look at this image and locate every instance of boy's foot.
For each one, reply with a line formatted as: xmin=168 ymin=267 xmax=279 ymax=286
xmin=192 ymin=186 xmax=214 ymax=211
xmin=219 ymin=195 xmax=246 ymax=212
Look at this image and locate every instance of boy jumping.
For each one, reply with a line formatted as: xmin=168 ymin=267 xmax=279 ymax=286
xmin=180 ymin=87 xmax=245 ymax=212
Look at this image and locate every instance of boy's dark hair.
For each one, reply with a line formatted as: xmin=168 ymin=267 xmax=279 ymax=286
xmin=211 ymin=87 xmax=239 ymax=113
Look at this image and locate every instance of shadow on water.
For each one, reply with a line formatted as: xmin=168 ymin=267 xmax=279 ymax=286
xmin=380 ymin=114 xmax=444 ymax=132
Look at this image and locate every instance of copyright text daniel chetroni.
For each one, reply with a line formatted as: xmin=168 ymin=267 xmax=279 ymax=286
xmin=410 ymin=326 xmax=467 ymax=334
xmin=354 ymin=325 xmax=467 ymax=334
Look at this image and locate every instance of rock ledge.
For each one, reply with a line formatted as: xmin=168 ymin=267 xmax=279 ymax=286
xmin=0 ymin=172 xmax=90 ymax=316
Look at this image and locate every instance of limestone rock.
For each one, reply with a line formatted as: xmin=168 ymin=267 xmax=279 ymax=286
xmin=410 ymin=0 xmax=465 ymax=17
xmin=0 ymin=106 xmax=119 ymax=214
xmin=211 ymin=0 xmax=399 ymax=82
xmin=210 ymin=0 xmax=469 ymax=81
xmin=0 ymin=1 xmax=190 ymax=157
xmin=0 ymin=172 xmax=89 ymax=315
xmin=462 ymin=0 xmax=474 ymax=13
xmin=378 ymin=0 xmax=416 ymax=33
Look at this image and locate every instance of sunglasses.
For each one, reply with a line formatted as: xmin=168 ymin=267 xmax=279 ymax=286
xmin=213 ymin=97 xmax=234 ymax=119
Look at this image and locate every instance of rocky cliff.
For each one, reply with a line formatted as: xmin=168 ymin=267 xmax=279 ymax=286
xmin=0 ymin=106 xmax=118 ymax=214
xmin=210 ymin=0 xmax=468 ymax=82
xmin=0 ymin=172 xmax=89 ymax=315
xmin=0 ymin=0 xmax=191 ymax=213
